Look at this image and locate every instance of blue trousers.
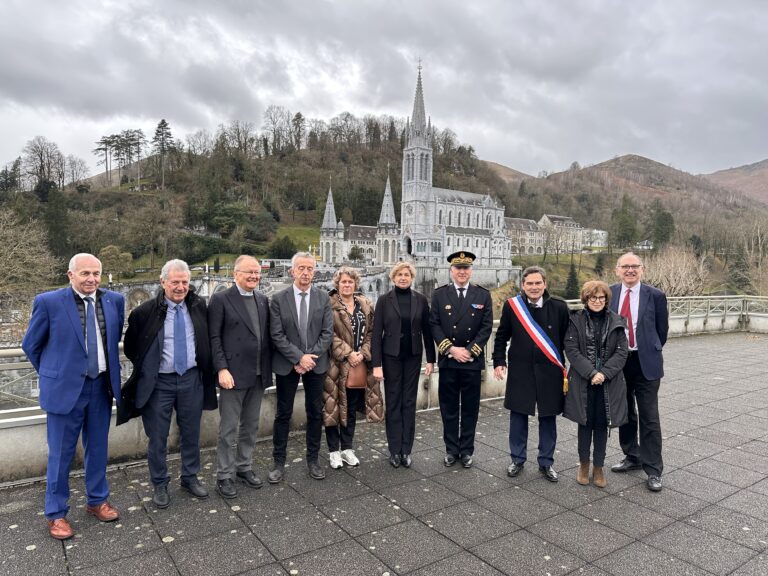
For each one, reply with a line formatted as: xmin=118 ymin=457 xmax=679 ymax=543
xmin=141 ymin=369 xmax=203 ymax=487
xmin=508 ymin=411 xmax=557 ymax=467
xmin=45 ymin=375 xmax=112 ymax=519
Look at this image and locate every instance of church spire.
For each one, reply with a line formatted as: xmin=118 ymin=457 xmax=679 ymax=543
xmin=378 ymin=166 xmax=397 ymax=227
xmin=410 ymin=64 xmax=427 ymax=138
xmin=321 ymin=183 xmax=337 ymax=230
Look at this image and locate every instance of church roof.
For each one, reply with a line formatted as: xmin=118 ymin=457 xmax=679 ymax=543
xmin=378 ymin=172 xmax=398 ymax=227
xmin=505 ymin=217 xmax=540 ymax=231
xmin=346 ymin=225 xmax=377 ymax=241
xmin=432 ymin=187 xmax=497 ymax=207
xmin=321 ymin=186 xmax=337 ymax=230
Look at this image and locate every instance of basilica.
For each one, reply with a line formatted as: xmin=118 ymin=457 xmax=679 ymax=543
xmin=320 ymin=68 xmax=511 ymax=269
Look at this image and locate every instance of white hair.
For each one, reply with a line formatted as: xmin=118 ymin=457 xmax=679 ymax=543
xmin=160 ymin=259 xmax=190 ymax=280
xmin=291 ymin=251 xmax=316 ymax=268
xmin=68 ymin=253 xmax=101 ymax=273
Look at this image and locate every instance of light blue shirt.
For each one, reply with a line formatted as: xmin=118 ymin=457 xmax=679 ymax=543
xmin=159 ymin=299 xmax=197 ymax=373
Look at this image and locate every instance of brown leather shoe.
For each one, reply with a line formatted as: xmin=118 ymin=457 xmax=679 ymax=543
xmin=86 ymin=501 xmax=120 ymax=522
xmin=592 ymin=466 xmax=607 ymax=488
xmin=576 ymin=461 xmax=590 ymax=485
xmin=48 ymin=518 xmax=74 ymax=540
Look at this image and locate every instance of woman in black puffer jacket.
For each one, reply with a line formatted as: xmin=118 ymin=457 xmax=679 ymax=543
xmin=564 ymin=280 xmax=628 ymax=488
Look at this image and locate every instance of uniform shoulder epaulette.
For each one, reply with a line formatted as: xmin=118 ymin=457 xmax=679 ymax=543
xmin=473 ymin=284 xmax=489 ymax=292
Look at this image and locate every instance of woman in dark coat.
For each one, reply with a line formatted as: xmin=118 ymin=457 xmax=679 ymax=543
xmin=564 ymin=280 xmax=628 ymax=488
xmin=371 ymin=262 xmax=435 ymax=468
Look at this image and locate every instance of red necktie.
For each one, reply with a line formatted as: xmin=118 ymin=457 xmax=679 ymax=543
xmin=620 ymin=289 xmax=635 ymax=348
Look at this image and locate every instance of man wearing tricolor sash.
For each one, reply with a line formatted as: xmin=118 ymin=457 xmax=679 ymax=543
xmin=492 ymin=266 xmax=569 ymax=482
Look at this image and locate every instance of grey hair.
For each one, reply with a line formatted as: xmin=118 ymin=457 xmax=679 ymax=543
xmin=234 ymin=254 xmax=260 ymax=271
xmin=160 ymin=259 xmax=190 ymax=280
xmin=522 ymin=265 xmax=547 ymax=282
xmin=615 ymin=252 xmax=643 ymax=268
xmin=68 ymin=253 xmax=101 ymax=274
xmin=291 ymin=252 xmax=316 ymax=268
xmin=332 ymin=266 xmax=361 ymax=290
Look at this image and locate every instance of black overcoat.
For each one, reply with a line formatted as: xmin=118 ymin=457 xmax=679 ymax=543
xmin=492 ymin=291 xmax=569 ymax=416
xmin=563 ymin=308 xmax=629 ymax=428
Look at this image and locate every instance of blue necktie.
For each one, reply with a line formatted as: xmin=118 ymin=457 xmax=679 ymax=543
xmin=84 ymin=296 xmax=99 ymax=379
xmin=174 ymin=304 xmax=187 ymax=375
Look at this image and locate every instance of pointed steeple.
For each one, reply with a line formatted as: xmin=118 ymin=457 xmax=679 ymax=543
xmin=410 ymin=64 xmax=427 ymax=137
xmin=321 ymin=184 xmax=337 ymax=230
xmin=378 ymin=167 xmax=397 ymax=228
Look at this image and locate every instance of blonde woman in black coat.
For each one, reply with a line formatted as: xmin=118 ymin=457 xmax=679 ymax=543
xmin=564 ymin=280 xmax=628 ymax=488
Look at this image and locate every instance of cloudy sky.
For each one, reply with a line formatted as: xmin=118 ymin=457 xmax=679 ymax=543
xmin=1 ymin=0 xmax=767 ymax=178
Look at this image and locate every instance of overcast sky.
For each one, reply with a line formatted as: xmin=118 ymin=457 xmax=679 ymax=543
xmin=2 ymin=0 xmax=767 ymax=178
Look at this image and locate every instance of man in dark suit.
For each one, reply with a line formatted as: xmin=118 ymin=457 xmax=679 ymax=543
xmin=123 ymin=259 xmax=217 ymax=508
xmin=208 ymin=255 xmax=271 ymax=499
xmin=430 ymin=251 xmax=493 ymax=468
xmin=22 ymin=253 xmax=124 ymax=540
xmin=609 ymin=252 xmax=669 ymax=492
xmin=268 ymin=252 xmax=333 ymax=483
xmin=492 ymin=266 xmax=570 ymax=482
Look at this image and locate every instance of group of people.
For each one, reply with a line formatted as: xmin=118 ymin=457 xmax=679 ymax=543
xmin=22 ymin=249 xmax=667 ymax=541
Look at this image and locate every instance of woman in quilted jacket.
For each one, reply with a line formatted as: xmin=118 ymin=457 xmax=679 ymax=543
xmin=323 ymin=266 xmax=383 ymax=470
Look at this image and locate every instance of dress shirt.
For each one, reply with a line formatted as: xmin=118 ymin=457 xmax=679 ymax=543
xmin=617 ymin=283 xmax=640 ymax=351
xmin=159 ymin=299 xmax=197 ymax=373
xmin=72 ymin=288 xmax=106 ymax=373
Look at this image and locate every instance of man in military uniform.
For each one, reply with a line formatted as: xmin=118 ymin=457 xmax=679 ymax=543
xmin=430 ymin=251 xmax=493 ymax=468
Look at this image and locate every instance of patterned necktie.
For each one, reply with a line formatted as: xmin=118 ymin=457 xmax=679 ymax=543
xmin=84 ymin=296 xmax=99 ymax=379
xmin=299 ymin=292 xmax=308 ymax=350
xmin=620 ymin=289 xmax=636 ymax=348
xmin=174 ymin=304 xmax=187 ymax=375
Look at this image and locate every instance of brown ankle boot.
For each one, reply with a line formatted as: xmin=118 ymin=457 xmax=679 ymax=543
xmin=593 ymin=466 xmax=606 ymax=488
xmin=577 ymin=461 xmax=590 ymax=485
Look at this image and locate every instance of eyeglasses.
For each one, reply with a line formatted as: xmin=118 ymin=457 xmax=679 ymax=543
xmin=618 ymin=264 xmax=642 ymax=270
xmin=587 ymin=296 xmax=607 ymax=302
xmin=235 ymin=269 xmax=261 ymax=276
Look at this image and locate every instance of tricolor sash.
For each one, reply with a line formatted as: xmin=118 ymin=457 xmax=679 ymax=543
xmin=507 ymin=296 xmax=568 ymax=394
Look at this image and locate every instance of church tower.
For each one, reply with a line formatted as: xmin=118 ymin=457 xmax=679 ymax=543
xmin=376 ymin=169 xmax=399 ymax=265
xmin=400 ymin=65 xmax=439 ymax=263
xmin=320 ymin=184 xmax=343 ymax=264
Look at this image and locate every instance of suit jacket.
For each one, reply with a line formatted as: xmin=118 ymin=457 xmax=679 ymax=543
xmin=430 ymin=283 xmax=493 ymax=371
xmin=119 ymin=288 xmax=216 ymax=425
xmin=370 ymin=288 xmax=436 ymax=367
xmin=610 ymin=283 xmax=668 ymax=381
xmin=208 ymin=285 xmax=272 ymax=389
xmin=22 ymin=287 xmax=125 ymax=415
xmin=269 ymin=284 xmax=333 ymax=376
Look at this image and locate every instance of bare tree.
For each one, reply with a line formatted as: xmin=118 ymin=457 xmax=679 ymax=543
xmin=643 ymin=246 xmax=709 ymax=296
xmin=65 ymin=155 xmax=90 ymax=186
xmin=22 ymin=136 xmax=61 ymax=189
xmin=262 ymin=105 xmax=292 ymax=154
xmin=0 ymin=209 xmax=61 ymax=295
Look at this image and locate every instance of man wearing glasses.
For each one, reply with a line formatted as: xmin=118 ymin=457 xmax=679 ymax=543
xmin=208 ymin=255 xmax=272 ymax=498
xmin=609 ymin=252 xmax=668 ymax=492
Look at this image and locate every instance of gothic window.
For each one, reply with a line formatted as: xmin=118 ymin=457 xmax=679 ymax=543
xmin=447 ymin=237 xmax=451 ymax=246
xmin=458 ymin=213 xmax=462 ymax=227
xmin=448 ymin=212 xmax=452 ymax=226
xmin=475 ymin=239 xmax=479 ymax=247
xmin=476 ymin=214 xmax=480 ymax=228
xmin=486 ymin=214 xmax=492 ymax=228
xmin=438 ymin=210 xmax=442 ymax=224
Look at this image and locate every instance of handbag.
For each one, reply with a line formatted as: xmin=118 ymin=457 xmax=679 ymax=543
xmin=346 ymin=360 xmax=368 ymax=389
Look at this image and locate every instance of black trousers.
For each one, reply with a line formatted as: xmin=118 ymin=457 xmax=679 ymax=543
xmin=578 ymin=425 xmax=608 ymax=467
xmin=619 ymin=352 xmax=663 ymax=476
xmin=438 ymin=368 xmax=481 ymax=457
xmin=325 ymin=387 xmax=364 ymax=452
xmin=382 ymin=354 xmax=421 ymax=456
xmin=272 ymin=370 xmax=324 ymax=463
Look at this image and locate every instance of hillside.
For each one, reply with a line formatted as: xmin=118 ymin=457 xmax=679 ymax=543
xmin=483 ymin=160 xmax=531 ymax=185
xmin=703 ymin=159 xmax=768 ymax=205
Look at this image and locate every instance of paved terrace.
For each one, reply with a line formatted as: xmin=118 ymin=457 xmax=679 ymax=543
xmin=2 ymin=332 xmax=768 ymax=576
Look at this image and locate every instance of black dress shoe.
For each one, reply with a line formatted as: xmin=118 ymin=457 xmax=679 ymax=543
xmin=153 ymin=484 xmax=170 ymax=509
xmin=308 ymin=461 xmax=326 ymax=480
xmin=181 ymin=477 xmax=209 ymax=498
xmin=611 ymin=458 xmax=642 ymax=473
xmin=236 ymin=470 xmax=263 ymax=489
xmin=401 ymin=454 xmax=412 ymax=468
xmin=461 ymin=454 xmax=473 ymax=468
xmin=647 ymin=475 xmax=663 ymax=492
xmin=444 ymin=454 xmax=458 ymax=467
xmin=268 ymin=462 xmax=285 ymax=484
xmin=216 ymin=478 xmax=237 ymax=499
xmin=389 ymin=454 xmax=401 ymax=468
xmin=539 ymin=465 xmax=559 ymax=482
xmin=506 ymin=462 xmax=524 ymax=477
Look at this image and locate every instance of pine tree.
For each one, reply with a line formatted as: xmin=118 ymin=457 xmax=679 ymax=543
xmin=565 ymin=262 xmax=580 ymax=299
xmin=152 ymin=119 xmax=174 ymax=189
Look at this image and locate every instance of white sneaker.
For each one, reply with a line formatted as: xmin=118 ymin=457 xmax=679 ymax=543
xmin=340 ymin=449 xmax=360 ymax=467
xmin=329 ymin=451 xmax=343 ymax=469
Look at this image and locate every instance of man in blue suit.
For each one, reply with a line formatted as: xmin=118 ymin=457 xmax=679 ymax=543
xmin=22 ymin=253 xmax=124 ymax=539
xmin=609 ymin=252 xmax=668 ymax=492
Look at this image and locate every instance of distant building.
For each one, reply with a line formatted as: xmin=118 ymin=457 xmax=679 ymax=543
xmin=320 ymin=67 xmax=511 ymax=268
xmin=538 ymin=214 xmax=583 ymax=253
xmin=582 ymin=228 xmax=608 ymax=249
xmin=505 ymin=217 xmax=544 ymax=255
xmin=635 ymin=239 xmax=654 ymax=251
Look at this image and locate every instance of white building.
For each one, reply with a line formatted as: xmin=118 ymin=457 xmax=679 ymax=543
xmin=582 ymin=228 xmax=608 ymax=249
xmin=505 ymin=217 xmax=545 ymax=255
xmin=538 ymin=214 xmax=584 ymax=253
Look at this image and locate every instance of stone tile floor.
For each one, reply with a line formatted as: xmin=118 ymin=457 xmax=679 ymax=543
xmin=1 ymin=332 xmax=767 ymax=575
